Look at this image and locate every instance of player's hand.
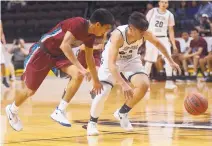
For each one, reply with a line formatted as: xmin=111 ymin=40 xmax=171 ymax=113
xmin=169 ymin=61 xmax=182 ymax=75
xmin=121 ymin=83 xmax=134 ymax=100
xmin=91 ymin=80 xmax=103 ymax=95
xmin=80 ymin=69 xmax=91 ymax=81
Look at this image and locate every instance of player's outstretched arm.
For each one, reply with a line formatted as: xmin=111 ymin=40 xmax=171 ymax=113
xmin=85 ymin=46 xmax=103 ymax=94
xmin=144 ymin=31 xmax=181 ymax=74
xmin=60 ymin=31 xmax=87 ymax=74
xmin=108 ymin=30 xmax=133 ymax=99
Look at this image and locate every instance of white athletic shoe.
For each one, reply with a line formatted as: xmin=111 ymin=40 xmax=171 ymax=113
xmin=50 ymin=108 xmax=71 ymax=127
xmin=113 ymin=109 xmax=133 ymax=131
xmin=165 ymin=81 xmax=177 ymax=90
xmin=5 ymin=105 xmax=23 ymax=131
xmin=87 ymin=121 xmax=99 ymax=136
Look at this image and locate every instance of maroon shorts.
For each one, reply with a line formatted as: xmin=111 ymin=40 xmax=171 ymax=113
xmin=77 ymin=49 xmax=102 ymax=68
xmin=22 ymin=43 xmax=73 ymax=91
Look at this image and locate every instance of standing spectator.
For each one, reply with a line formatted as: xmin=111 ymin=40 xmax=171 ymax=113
xmin=195 ymin=14 xmax=211 ymax=36
xmin=187 ymin=1 xmax=199 ymax=19
xmin=172 ymin=32 xmax=192 ymax=76
xmin=145 ymin=3 xmax=153 ymax=15
xmin=8 ymin=38 xmax=28 ymax=72
xmin=195 ymin=1 xmax=212 ymax=20
xmin=176 ymin=1 xmax=187 ymax=27
xmin=180 ymin=28 xmax=208 ymax=77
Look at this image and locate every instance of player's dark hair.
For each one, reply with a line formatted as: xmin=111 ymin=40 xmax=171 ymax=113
xmin=191 ymin=27 xmax=199 ymax=33
xmin=128 ymin=12 xmax=149 ymax=31
xmin=90 ymin=8 xmax=115 ymax=26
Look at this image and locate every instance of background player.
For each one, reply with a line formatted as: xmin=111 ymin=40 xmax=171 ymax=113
xmin=5 ymin=8 xmax=114 ymax=131
xmin=144 ymin=0 xmax=178 ymax=90
xmin=87 ymin=12 xmax=181 ymax=136
xmin=0 ymin=20 xmax=10 ymax=88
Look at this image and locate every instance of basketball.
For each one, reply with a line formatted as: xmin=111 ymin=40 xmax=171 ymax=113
xmin=184 ymin=92 xmax=208 ymax=115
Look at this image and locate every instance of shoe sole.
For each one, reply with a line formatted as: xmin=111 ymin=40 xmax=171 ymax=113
xmin=5 ymin=105 xmax=22 ymax=131
xmin=50 ymin=114 xmax=71 ymax=127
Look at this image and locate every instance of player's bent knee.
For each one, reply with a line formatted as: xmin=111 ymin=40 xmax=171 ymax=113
xmin=96 ymin=83 xmax=112 ymax=102
xmin=73 ymin=71 xmax=84 ymax=80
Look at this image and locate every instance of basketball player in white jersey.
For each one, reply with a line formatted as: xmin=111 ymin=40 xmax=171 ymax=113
xmin=0 ymin=20 xmax=10 ymax=88
xmin=144 ymin=0 xmax=178 ymax=90
xmin=87 ymin=12 xmax=181 ymax=136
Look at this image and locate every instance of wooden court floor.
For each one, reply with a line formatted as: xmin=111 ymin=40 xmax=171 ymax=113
xmin=1 ymin=78 xmax=212 ymax=146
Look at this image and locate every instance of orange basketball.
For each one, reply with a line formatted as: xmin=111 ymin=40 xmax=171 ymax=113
xmin=184 ymin=92 xmax=208 ymax=115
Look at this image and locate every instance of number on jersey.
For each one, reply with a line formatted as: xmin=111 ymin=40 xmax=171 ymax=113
xmin=155 ymin=20 xmax=163 ymax=27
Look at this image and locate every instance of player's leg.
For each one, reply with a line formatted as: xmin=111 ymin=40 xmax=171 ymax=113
xmin=182 ymin=58 xmax=189 ymax=76
xmin=50 ymin=65 xmax=84 ymax=127
xmin=199 ymin=57 xmax=207 ymax=76
xmin=1 ymin=63 xmax=10 ymax=88
xmin=205 ymin=54 xmax=212 ymax=82
xmin=162 ymin=38 xmax=176 ymax=90
xmin=206 ymin=54 xmax=212 ymax=76
xmin=114 ymin=72 xmax=149 ymax=131
xmin=144 ymin=41 xmax=159 ymax=75
xmin=193 ymin=55 xmax=200 ymax=76
xmin=5 ymin=44 xmax=52 ymax=131
xmin=113 ymin=59 xmax=149 ymax=131
xmin=87 ymin=67 xmax=113 ymax=136
xmin=1 ymin=51 xmax=10 ymax=87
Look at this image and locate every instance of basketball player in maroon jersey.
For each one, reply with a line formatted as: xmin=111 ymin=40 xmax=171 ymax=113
xmin=5 ymin=8 xmax=114 ymax=131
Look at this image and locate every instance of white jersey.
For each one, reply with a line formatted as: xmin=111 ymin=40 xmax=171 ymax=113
xmin=179 ymin=37 xmax=193 ymax=53
xmin=146 ymin=8 xmax=175 ymax=37
xmin=102 ymin=25 xmax=144 ymax=67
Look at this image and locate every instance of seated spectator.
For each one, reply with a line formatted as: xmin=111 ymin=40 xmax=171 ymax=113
xmin=199 ymin=38 xmax=212 ymax=82
xmin=195 ymin=14 xmax=211 ymax=36
xmin=172 ymin=32 xmax=192 ymax=70
xmin=180 ymin=28 xmax=208 ymax=77
xmin=8 ymin=38 xmax=28 ymax=71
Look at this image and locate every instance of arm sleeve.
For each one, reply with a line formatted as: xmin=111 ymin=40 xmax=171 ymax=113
xmin=168 ymin=13 xmax=175 ymax=26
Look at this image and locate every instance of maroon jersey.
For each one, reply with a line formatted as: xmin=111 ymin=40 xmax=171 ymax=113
xmin=190 ymin=37 xmax=208 ymax=57
xmin=40 ymin=17 xmax=95 ymax=56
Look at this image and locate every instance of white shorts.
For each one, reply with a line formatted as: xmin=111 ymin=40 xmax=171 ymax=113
xmin=144 ymin=37 xmax=171 ymax=62
xmin=98 ymin=57 xmax=147 ymax=86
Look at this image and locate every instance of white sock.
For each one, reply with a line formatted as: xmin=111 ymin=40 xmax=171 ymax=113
xmin=204 ymin=71 xmax=208 ymax=76
xmin=144 ymin=62 xmax=153 ymax=75
xmin=10 ymin=102 xmax=19 ymax=114
xmin=58 ymin=99 xmax=68 ymax=111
